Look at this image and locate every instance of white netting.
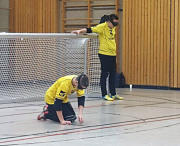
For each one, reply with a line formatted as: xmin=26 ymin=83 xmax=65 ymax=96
xmin=0 ymin=33 xmax=101 ymax=103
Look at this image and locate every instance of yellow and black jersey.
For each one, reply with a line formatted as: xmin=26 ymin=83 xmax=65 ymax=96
xmin=45 ymin=75 xmax=85 ymax=104
xmin=91 ymin=22 xmax=116 ymax=56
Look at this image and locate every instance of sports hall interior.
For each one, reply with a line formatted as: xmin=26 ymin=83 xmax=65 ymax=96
xmin=0 ymin=0 xmax=180 ymax=146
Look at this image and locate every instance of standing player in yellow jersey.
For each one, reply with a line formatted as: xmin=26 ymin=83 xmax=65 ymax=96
xmin=72 ymin=14 xmax=123 ymax=101
xmin=37 ymin=74 xmax=89 ymax=125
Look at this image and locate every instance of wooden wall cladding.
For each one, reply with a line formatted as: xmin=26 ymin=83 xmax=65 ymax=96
xmin=9 ymin=0 xmax=59 ymax=32
xmin=123 ymin=0 xmax=180 ymax=88
xmin=170 ymin=0 xmax=180 ymax=88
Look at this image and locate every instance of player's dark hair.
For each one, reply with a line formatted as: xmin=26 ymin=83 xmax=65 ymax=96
xmin=99 ymin=15 xmax=110 ymax=24
xmin=109 ymin=14 xmax=119 ymax=26
xmin=99 ymin=14 xmax=119 ymax=26
xmin=77 ymin=73 xmax=89 ymax=89
xmin=109 ymin=14 xmax=119 ymax=21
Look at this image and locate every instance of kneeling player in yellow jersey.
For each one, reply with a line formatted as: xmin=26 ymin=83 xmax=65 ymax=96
xmin=37 ymin=74 xmax=89 ymax=125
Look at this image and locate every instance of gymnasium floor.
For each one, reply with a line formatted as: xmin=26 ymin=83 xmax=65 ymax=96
xmin=0 ymin=88 xmax=180 ymax=146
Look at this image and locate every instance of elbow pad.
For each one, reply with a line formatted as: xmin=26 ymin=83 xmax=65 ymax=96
xmin=53 ymin=98 xmax=63 ymax=111
xmin=78 ymin=96 xmax=85 ymax=107
xmin=86 ymin=28 xmax=92 ymax=33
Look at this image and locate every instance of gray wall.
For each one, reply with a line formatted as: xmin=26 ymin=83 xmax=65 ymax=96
xmin=0 ymin=0 xmax=9 ymax=32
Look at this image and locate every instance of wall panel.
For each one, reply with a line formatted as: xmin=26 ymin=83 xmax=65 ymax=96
xmin=178 ymin=0 xmax=180 ymax=87
xmin=123 ymin=0 xmax=171 ymax=87
xmin=9 ymin=0 xmax=59 ymax=32
xmin=171 ymin=0 xmax=180 ymax=88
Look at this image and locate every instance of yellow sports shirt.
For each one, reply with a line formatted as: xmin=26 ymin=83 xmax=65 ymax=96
xmin=45 ymin=75 xmax=85 ymax=104
xmin=91 ymin=22 xmax=117 ymax=56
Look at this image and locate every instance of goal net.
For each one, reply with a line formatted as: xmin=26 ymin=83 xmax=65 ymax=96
xmin=0 ymin=33 xmax=101 ymax=103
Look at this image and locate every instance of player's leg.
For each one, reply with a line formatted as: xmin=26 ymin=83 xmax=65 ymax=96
xmin=100 ymin=71 xmax=109 ymax=96
xmin=62 ymin=102 xmax=77 ymax=123
xmin=109 ymin=71 xmax=124 ymax=100
xmin=45 ymin=104 xmax=60 ymax=122
xmin=98 ymin=54 xmax=108 ymax=96
xmin=109 ymin=71 xmax=116 ymax=96
xmin=37 ymin=104 xmax=49 ymax=120
xmin=109 ymin=56 xmax=124 ymax=100
xmin=38 ymin=103 xmax=76 ymax=123
xmin=109 ymin=56 xmax=116 ymax=96
xmin=98 ymin=54 xmax=113 ymax=101
xmin=37 ymin=104 xmax=60 ymax=122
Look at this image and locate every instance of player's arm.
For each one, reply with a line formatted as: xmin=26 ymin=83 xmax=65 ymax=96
xmin=71 ymin=28 xmax=87 ymax=34
xmin=54 ymin=98 xmax=71 ymax=125
xmin=78 ymin=96 xmax=85 ymax=123
xmin=55 ymin=84 xmax=71 ymax=125
xmin=78 ymin=104 xmax=84 ymax=123
xmin=71 ymin=23 xmax=103 ymax=34
xmin=56 ymin=111 xmax=71 ymax=125
xmin=75 ymin=74 xmax=89 ymax=123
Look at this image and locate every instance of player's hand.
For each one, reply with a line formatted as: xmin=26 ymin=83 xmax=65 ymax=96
xmin=78 ymin=115 xmax=84 ymax=124
xmin=60 ymin=120 xmax=71 ymax=125
xmin=71 ymin=30 xmax=80 ymax=34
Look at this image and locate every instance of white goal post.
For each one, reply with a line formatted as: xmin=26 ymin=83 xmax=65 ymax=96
xmin=0 ymin=33 xmax=101 ymax=103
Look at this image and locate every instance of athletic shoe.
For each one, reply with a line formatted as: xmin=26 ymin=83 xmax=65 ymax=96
xmin=43 ymin=105 xmax=48 ymax=112
xmin=37 ymin=105 xmax=48 ymax=120
xmin=112 ymin=95 xmax=124 ymax=100
xmin=103 ymin=95 xmax=114 ymax=101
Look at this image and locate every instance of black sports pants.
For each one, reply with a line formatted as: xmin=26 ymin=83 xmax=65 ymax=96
xmin=98 ymin=54 xmax=116 ymax=97
xmin=45 ymin=102 xmax=77 ymax=122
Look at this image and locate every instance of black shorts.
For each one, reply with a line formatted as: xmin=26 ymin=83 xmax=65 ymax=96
xmin=45 ymin=102 xmax=77 ymax=122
